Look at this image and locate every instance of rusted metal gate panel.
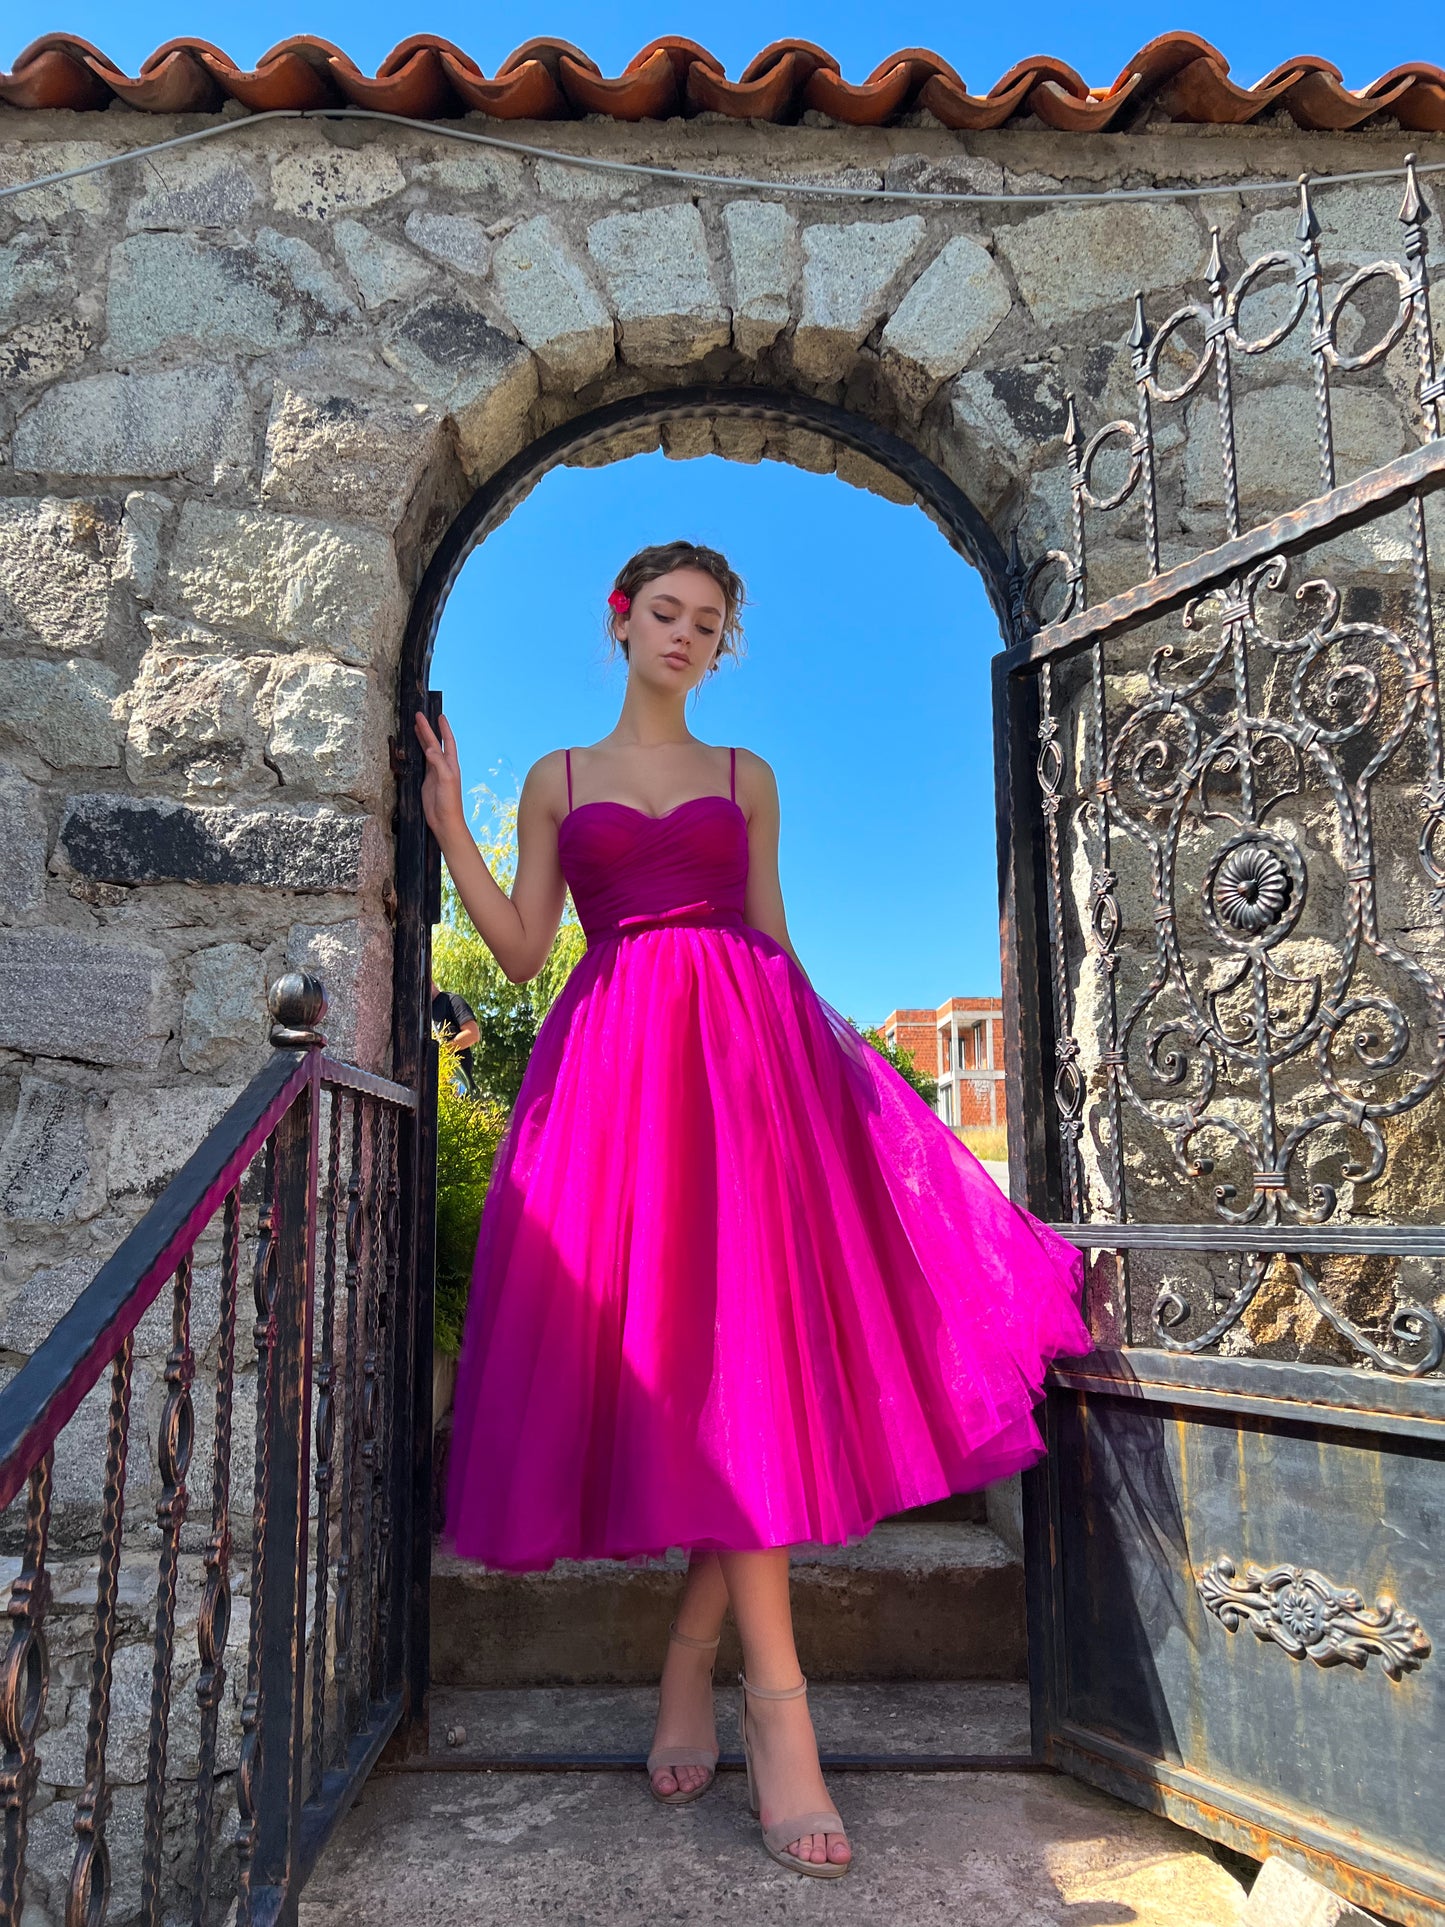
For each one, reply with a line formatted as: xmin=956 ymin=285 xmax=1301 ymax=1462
xmin=1000 ymin=161 xmax=1445 ymax=1925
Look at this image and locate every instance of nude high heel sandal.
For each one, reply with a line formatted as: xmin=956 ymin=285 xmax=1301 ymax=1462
xmin=737 ymin=1672 xmax=851 ymax=1878
xmin=646 ymin=1621 xmax=721 ymax=1805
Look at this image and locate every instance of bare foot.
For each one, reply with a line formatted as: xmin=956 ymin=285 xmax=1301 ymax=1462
xmin=648 ymin=1633 xmax=719 ymax=1799
xmin=743 ymin=1685 xmax=851 ymax=1866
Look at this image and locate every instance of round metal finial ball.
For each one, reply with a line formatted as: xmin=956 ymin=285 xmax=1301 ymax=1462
xmin=268 ymin=971 xmax=328 ymax=1049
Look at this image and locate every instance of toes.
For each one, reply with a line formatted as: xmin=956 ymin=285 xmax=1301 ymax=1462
xmin=827 ymin=1833 xmax=851 ymax=1863
xmin=652 ymin=1768 xmax=678 ymax=1796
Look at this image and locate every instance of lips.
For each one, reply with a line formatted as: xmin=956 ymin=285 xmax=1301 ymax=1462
xmin=663 ymin=653 xmax=689 ymax=667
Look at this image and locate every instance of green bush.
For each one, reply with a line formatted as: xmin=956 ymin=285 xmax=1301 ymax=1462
xmin=433 ymin=1037 xmax=510 ymax=1357
xmin=846 ymin=1017 xmax=939 ymax=1108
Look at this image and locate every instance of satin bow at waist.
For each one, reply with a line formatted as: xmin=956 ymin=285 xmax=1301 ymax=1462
xmin=587 ymin=898 xmax=745 ymax=945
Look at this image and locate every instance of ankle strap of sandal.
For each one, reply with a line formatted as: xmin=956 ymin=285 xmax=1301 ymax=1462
xmin=668 ymin=1619 xmax=722 ymax=1651
xmin=738 ymin=1671 xmax=808 ymax=1699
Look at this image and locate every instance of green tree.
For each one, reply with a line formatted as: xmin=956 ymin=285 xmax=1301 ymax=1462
xmin=431 ymin=774 xmax=585 ymax=1107
xmin=430 ymin=774 xmax=584 ymax=1356
xmin=433 ymin=1037 xmax=510 ymax=1356
xmin=846 ymin=1016 xmax=939 ymax=1108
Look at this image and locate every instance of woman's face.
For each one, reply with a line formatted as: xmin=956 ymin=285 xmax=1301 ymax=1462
xmin=617 ymin=567 xmax=725 ymax=692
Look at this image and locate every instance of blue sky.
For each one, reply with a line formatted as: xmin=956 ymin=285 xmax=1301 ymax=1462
xmin=5 ymin=3 xmax=1418 ymax=1017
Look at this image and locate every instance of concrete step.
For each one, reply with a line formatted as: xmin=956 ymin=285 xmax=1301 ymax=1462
xmin=304 ymin=1762 xmax=1249 ymax=1927
xmin=431 ymin=1521 xmax=1025 ymax=1687
xmin=418 ymin=1679 xmax=1031 ymax=1766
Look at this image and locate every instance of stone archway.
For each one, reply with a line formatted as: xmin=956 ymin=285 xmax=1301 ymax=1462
xmin=389 ymin=378 xmax=1013 ymax=1084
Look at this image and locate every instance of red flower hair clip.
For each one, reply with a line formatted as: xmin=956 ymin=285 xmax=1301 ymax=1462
xmin=607 ymin=588 xmax=631 ymax=614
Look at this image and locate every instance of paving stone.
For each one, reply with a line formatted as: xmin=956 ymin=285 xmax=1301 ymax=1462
xmin=881 ymin=236 xmax=1013 ymax=406
xmin=0 ymin=764 xmax=47 ymax=918
xmin=300 ymin=1766 xmax=1246 ymax=1927
xmin=0 ymin=314 xmax=91 ymax=385
xmin=260 ymin=383 xmax=444 ymax=523
xmin=265 ymin=657 xmax=378 ymax=799
xmin=123 ymin=643 xmax=262 ymax=790
xmin=125 ymin=150 xmax=261 ymax=230
xmin=586 ymin=203 xmax=729 ymax=366
xmin=58 ymin=793 xmax=373 ymax=893
xmin=794 ymin=217 xmax=926 ymax=381
xmin=404 ymin=209 xmax=494 ymax=281
xmin=164 ymin=501 xmax=405 ymax=668
xmin=383 ymin=301 xmax=538 ymax=471
xmin=179 ymin=942 xmax=267 ymax=1075
xmin=0 ymin=929 xmax=169 ymax=1069
xmin=0 ymin=657 xmax=122 ymax=771
xmin=722 ymin=200 xmax=799 ymax=356
xmin=0 ymin=497 xmax=125 ymax=653
xmin=14 ymin=365 xmax=252 ymax=481
xmin=271 ymin=144 xmax=406 ymax=221
xmin=334 ymin=217 xmax=434 ymax=310
xmin=1243 ymin=1856 xmax=1382 ymax=1925
xmin=285 ymin=917 xmax=391 ymax=1065
xmin=105 ymin=232 xmax=309 ymax=357
xmin=492 ymin=216 xmax=614 ymax=390
xmin=255 ymin=226 xmax=356 ymax=319
xmin=0 ymin=1077 xmax=103 ymax=1225
xmin=996 ymin=200 xmax=1204 ymax=325
xmin=105 ymin=1083 xmax=242 ymax=1198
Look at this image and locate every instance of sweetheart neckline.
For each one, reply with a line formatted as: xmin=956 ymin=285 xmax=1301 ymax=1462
xmin=561 ymin=795 xmax=747 ymax=829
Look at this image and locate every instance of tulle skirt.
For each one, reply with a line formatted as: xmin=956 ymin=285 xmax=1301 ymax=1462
xmin=443 ymin=920 xmax=1090 ymax=1571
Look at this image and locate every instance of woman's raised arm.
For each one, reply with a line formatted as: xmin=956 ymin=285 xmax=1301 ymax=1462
xmin=413 ymin=710 xmax=569 ymax=984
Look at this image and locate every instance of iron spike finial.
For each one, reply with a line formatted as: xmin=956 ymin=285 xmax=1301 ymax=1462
xmin=1129 ymin=290 xmax=1149 ymax=353
xmin=1206 ymin=226 xmax=1226 ymax=294
xmin=1400 ymin=153 xmax=1428 ymax=230
xmin=1296 ymin=174 xmax=1320 ymax=245
xmin=268 ymin=970 xmax=328 ymax=1050
xmin=1063 ymin=392 xmax=1081 ymax=457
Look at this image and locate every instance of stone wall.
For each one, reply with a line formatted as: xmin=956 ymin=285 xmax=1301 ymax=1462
xmin=2 ymin=103 xmax=1443 ymax=1387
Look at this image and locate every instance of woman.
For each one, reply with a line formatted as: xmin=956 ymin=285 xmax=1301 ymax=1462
xmin=414 ymin=539 xmax=1089 ymax=1880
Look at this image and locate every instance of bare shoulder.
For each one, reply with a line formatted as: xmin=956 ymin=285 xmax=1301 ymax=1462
xmin=521 ymin=747 xmax=570 ymax=818
xmin=732 ymin=746 xmax=779 ymax=818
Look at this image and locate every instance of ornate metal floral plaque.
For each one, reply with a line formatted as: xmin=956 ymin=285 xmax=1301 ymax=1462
xmin=1197 ymin=1555 xmax=1432 ymax=1679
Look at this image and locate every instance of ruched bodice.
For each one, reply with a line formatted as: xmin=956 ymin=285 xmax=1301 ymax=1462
xmin=558 ymin=796 xmax=749 ymax=944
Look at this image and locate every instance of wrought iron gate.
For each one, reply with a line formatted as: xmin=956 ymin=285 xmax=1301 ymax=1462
xmin=1001 ymin=160 xmax=1445 ymax=1926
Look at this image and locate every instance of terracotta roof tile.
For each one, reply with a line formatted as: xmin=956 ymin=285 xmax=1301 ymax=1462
xmin=2 ymin=31 xmax=1443 ymax=132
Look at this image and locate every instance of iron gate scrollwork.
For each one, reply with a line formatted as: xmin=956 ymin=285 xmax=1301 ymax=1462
xmin=1003 ymin=158 xmax=1445 ymax=1927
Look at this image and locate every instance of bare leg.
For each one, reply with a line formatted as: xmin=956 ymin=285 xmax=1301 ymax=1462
xmin=648 ymin=1550 xmax=728 ymax=1798
xmin=718 ymin=1548 xmax=850 ymax=1867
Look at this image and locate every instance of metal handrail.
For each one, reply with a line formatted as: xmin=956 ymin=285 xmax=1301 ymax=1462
xmin=0 ymin=971 xmax=428 ymax=1927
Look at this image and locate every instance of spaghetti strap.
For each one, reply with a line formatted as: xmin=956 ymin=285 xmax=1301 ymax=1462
xmin=729 ymin=745 xmax=736 ymax=804
xmin=565 ymin=747 xmax=573 ymax=816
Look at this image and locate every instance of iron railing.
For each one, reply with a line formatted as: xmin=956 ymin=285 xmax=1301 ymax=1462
xmin=0 ymin=973 xmax=424 ymax=1927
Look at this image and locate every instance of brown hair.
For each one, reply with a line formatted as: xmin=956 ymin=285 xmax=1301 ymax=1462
xmin=605 ymin=540 xmax=748 ymax=679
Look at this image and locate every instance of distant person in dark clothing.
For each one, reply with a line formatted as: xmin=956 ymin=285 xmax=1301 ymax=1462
xmin=430 ymin=979 xmax=480 ymax=1091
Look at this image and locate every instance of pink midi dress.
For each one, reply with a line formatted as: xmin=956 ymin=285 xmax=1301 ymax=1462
xmin=443 ymin=745 xmax=1090 ymax=1570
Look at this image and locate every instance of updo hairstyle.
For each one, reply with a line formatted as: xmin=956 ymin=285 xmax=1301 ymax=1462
xmin=605 ymin=540 xmax=748 ymax=679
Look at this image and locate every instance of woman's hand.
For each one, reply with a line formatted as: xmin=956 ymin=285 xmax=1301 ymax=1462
xmin=413 ymin=710 xmax=467 ymax=847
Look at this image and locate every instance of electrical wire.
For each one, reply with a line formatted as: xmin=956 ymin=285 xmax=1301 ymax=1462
xmin=0 ymin=102 xmax=1439 ymax=210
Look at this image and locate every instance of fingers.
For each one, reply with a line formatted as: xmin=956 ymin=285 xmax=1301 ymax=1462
xmin=413 ymin=710 xmax=441 ymax=756
xmin=439 ymin=713 xmax=458 ymax=756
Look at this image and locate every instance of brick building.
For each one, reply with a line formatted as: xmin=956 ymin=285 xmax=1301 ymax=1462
xmin=878 ymin=998 xmax=1004 ymax=1131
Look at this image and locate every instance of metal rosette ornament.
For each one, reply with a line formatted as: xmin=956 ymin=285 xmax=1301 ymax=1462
xmin=1200 ymin=830 xmax=1308 ymax=953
